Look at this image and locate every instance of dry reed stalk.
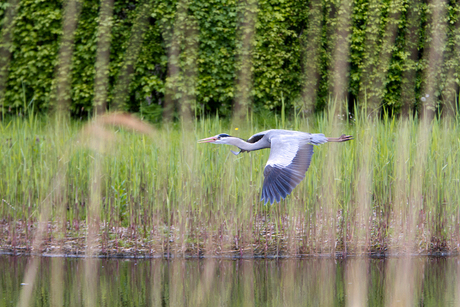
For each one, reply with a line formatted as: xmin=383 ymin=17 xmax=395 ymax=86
xmin=345 ymin=257 xmax=369 ymax=307
xmin=17 ymin=155 xmax=69 ymax=307
xmin=179 ymin=21 xmax=198 ymax=126
xmin=50 ymin=149 xmax=67 ymax=307
xmin=456 ymin=258 xmax=460 ymax=306
xmin=351 ymin=122 xmax=373 ymax=254
xmin=320 ymin=104 xmax=345 ymax=254
xmin=440 ymin=12 xmax=460 ymax=119
xmin=322 ymin=0 xmax=353 ymax=251
xmin=169 ymin=260 xmax=187 ymax=306
xmin=93 ymin=0 xmax=115 ymax=115
xmin=81 ymin=113 xmax=155 ymax=251
xmin=84 ymin=258 xmax=98 ymax=307
xmin=112 ymin=0 xmax=152 ymax=111
xmin=330 ymin=0 xmax=352 ymax=113
xmin=94 ymin=113 xmax=155 ymax=134
xmin=0 ymin=0 xmax=19 ymax=111
xmin=384 ymin=257 xmax=426 ymax=307
xmin=189 ymin=259 xmax=217 ymax=306
xmin=50 ymin=258 xmax=64 ymax=307
xmin=84 ymin=122 xmax=104 ymax=307
xmin=420 ymin=0 xmax=448 ymax=120
xmin=366 ymin=0 xmax=403 ymax=117
xmin=163 ymin=6 xmax=182 ymax=122
xmin=286 ymin=214 xmax=299 ymax=256
xmin=279 ymin=260 xmax=305 ymax=305
xmin=241 ymin=260 xmax=255 ymax=307
xmin=149 ymin=260 xmax=164 ymax=306
xmin=86 ymin=136 xmax=103 ymax=257
xmin=163 ymin=0 xmax=197 ymax=122
xmin=316 ymin=259 xmax=336 ymax=306
xmin=400 ymin=0 xmax=421 ymax=117
xmin=390 ymin=119 xmax=411 ymax=253
xmin=81 ymin=114 xmax=156 ymax=306
xmin=215 ymin=261 xmax=235 ymax=303
xmin=301 ymin=0 xmax=322 ymax=116
xmin=232 ymin=0 xmax=258 ymax=123
xmin=16 ymin=257 xmax=40 ymax=307
xmin=54 ymin=0 xmax=82 ymax=115
xmin=408 ymin=120 xmax=431 ymax=252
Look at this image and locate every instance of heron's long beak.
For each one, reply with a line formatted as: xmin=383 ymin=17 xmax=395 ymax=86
xmin=198 ymin=136 xmax=216 ymax=143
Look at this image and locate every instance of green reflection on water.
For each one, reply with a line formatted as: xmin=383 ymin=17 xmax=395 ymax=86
xmin=0 ymin=255 xmax=459 ymax=306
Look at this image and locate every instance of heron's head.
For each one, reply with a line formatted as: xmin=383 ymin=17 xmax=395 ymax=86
xmin=198 ymin=133 xmax=232 ymax=144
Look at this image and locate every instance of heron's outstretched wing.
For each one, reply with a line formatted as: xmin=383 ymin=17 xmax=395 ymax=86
xmin=261 ymin=136 xmax=314 ymax=204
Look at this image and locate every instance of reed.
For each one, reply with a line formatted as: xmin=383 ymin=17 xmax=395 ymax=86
xmin=1 ymin=109 xmax=460 ymax=257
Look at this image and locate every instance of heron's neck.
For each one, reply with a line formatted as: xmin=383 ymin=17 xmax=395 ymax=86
xmin=226 ymin=137 xmax=268 ymax=151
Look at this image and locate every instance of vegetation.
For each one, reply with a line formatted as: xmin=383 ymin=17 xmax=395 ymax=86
xmin=1 ymin=0 xmax=460 ymax=257
xmin=1 ymin=110 xmax=459 ymax=256
xmin=1 ymin=0 xmax=460 ymax=117
xmin=2 ymin=0 xmax=460 ymax=305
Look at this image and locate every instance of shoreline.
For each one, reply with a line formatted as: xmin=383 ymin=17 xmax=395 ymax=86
xmin=2 ymin=219 xmax=456 ymax=259
xmin=0 ymin=251 xmax=455 ymax=259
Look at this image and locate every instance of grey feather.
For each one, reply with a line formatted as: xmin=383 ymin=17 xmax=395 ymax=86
xmin=201 ymin=129 xmax=347 ymax=204
xmin=261 ymin=134 xmax=315 ymax=204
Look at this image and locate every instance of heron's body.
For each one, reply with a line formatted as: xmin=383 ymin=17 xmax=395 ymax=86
xmin=199 ymin=129 xmax=352 ymax=204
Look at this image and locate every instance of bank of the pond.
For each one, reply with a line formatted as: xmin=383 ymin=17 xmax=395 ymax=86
xmin=1 ymin=219 xmax=456 ymax=258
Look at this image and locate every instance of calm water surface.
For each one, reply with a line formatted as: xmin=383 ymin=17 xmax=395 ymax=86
xmin=1 ymin=255 xmax=459 ymax=306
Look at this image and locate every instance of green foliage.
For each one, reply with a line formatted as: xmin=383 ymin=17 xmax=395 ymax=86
xmin=2 ymin=113 xmax=460 ymax=254
xmin=251 ymin=0 xmax=308 ymax=110
xmin=69 ymin=0 xmax=98 ymax=116
xmin=4 ymin=0 xmax=62 ymax=111
xmin=1 ymin=0 xmax=460 ymax=117
xmin=190 ymin=0 xmax=238 ymax=114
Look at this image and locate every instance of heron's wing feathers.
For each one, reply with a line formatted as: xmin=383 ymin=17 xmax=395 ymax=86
xmin=261 ymin=137 xmax=314 ymax=204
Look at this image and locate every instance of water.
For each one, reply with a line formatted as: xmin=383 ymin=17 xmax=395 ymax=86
xmin=1 ymin=255 xmax=459 ymax=306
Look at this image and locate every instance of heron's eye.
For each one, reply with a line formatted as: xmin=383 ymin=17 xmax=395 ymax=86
xmin=217 ymin=136 xmax=221 ymax=140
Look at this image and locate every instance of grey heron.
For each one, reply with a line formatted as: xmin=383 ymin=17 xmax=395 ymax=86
xmin=198 ymin=130 xmax=353 ymax=204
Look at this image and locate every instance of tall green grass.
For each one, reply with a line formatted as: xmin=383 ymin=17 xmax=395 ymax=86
xmin=1 ymin=111 xmax=460 ymax=256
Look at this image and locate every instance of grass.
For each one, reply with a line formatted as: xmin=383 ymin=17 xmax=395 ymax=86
xmin=1 ymin=110 xmax=460 ymax=256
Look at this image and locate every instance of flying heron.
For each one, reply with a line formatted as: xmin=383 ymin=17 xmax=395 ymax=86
xmin=198 ymin=129 xmax=353 ymax=204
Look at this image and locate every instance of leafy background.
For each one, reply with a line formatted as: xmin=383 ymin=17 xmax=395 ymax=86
xmin=0 ymin=0 xmax=459 ymax=119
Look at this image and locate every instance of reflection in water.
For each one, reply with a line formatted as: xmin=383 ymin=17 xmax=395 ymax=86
xmin=0 ymin=255 xmax=459 ymax=306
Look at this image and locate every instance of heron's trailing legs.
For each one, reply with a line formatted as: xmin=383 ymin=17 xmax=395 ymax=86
xmin=327 ymin=134 xmax=353 ymax=142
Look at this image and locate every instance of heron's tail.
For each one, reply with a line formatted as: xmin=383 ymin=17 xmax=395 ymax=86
xmin=327 ymin=134 xmax=353 ymax=142
xmin=310 ymin=133 xmax=328 ymax=145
